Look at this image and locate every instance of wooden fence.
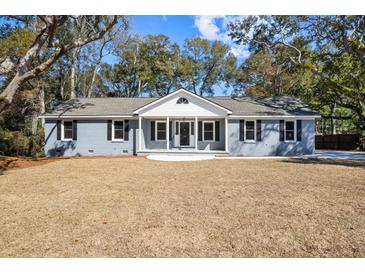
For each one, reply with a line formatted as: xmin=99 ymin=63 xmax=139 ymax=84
xmin=315 ymin=134 xmax=363 ymax=150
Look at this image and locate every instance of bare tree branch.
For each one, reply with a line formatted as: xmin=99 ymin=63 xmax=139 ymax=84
xmin=0 ymin=15 xmax=120 ymax=112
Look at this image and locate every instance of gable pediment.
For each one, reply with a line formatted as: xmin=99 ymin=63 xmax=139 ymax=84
xmin=134 ymin=89 xmax=231 ymax=117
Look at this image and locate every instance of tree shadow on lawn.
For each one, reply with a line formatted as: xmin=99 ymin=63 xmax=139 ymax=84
xmin=0 ymin=156 xmax=59 ymax=175
xmin=281 ymin=158 xmax=365 ymax=169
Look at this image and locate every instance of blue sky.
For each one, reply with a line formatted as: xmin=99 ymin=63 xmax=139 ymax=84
xmin=128 ymin=15 xmax=250 ymax=63
xmin=130 ymin=16 xmax=200 ymax=46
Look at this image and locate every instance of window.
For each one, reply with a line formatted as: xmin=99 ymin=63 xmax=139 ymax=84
xmin=175 ymin=121 xmax=179 ymax=135
xmin=285 ymin=121 xmax=295 ymax=141
xmin=176 ymin=97 xmax=189 ymax=104
xmin=245 ymin=121 xmax=255 ymax=141
xmin=156 ymin=121 xmax=166 ymax=141
xmin=62 ymin=121 xmax=73 ymax=140
xmin=203 ymin=121 xmax=214 ymax=141
xmin=113 ymin=120 xmax=124 ymax=141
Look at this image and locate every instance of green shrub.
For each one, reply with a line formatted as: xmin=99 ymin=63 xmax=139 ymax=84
xmin=0 ymin=127 xmax=44 ymax=157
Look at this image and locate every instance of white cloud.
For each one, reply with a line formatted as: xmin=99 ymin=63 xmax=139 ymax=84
xmin=193 ymin=16 xmax=250 ymax=61
xmin=194 ymin=16 xmax=222 ymax=40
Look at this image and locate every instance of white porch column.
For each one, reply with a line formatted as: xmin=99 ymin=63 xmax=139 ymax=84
xmin=166 ymin=116 xmax=170 ymax=151
xmin=195 ymin=116 xmax=198 ymax=152
xmin=138 ymin=116 xmax=142 ymax=151
xmin=225 ymin=117 xmax=229 ymax=153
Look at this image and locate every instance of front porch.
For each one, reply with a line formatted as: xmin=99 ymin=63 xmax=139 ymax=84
xmin=133 ymin=89 xmax=232 ymax=155
xmin=138 ymin=148 xmax=229 ymax=156
xmin=137 ymin=116 xmax=228 ymax=154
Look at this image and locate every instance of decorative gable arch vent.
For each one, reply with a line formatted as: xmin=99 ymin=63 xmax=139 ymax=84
xmin=176 ymin=97 xmax=189 ymax=104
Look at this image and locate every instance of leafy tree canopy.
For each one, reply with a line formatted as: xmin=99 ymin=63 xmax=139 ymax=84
xmin=229 ymin=15 xmax=365 ymax=132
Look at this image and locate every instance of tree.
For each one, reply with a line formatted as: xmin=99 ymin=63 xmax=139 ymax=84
xmin=0 ymin=15 xmax=127 ymax=111
xmin=228 ymin=16 xmax=365 ymax=132
xmin=0 ymin=16 xmax=128 ymax=157
xmin=0 ymin=27 xmax=35 ymax=74
xmin=141 ymin=35 xmax=181 ymax=96
xmin=233 ymin=47 xmax=313 ymax=96
xmin=105 ymin=34 xmax=181 ymax=97
xmin=103 ymin=34 xmax=146 ymax=97
xmin=70 ymin=19 xmax=126 ymax=98
xmin=180 ymin=37 xmax=237 ymax=96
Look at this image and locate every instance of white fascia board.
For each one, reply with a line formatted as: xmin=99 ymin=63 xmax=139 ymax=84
xmin=138 ymin=115 xmax=228 ymax=119
xmin=228 ymin=115 xmax=321 ymax=119
xmin=133 ymin=89 xmax=232 ymax=114
xmin=39 ymin=115 xmax=136 ymax=119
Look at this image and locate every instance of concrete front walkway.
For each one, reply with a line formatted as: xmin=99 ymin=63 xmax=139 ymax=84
xmin=146 ymin=150 xmax=365 ymax=162
xmin=304 ymin=150 xmax=365 ymax=161
xmin=147 ymin=154 xmax=216 ymax=161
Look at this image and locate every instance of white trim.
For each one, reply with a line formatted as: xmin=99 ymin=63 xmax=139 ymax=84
xmin=225 ymin=117 xmax=228 ymax=152
xmin=138 ymin=117 xmax=142 ymax=151
xmin=111 ymin=119 xmax=124 ymax=142
xmin=140 ymin=115 xmax=227 ymax=119
xmin=40 ymin=115 xmax=135 ymax=119
xmin=155 ymin=120 xmax=167 ymax=141
xmin=166 ymin=117 xmax=170 ymax=150
xmin=284 ymin=120 xmax=297 ymax=143
xmin=174 ymin=120 xmax=195 ymax=148
xmin=195 ymin=116 xmax=198 ymax=152
xmin=40 ymin=114 xmax=320 ymax=120
xmin=61 ymin=120 xmax=73 ymax=141
xmin=202 ymin=121 xmax=215 ymax=142
xmin=229 ymin=115 xmax=320 ymax=119
xmin=133 ymin=89 xmax=232 ymax=114
xmin=244 ymin=120 xmax=256 ymax=142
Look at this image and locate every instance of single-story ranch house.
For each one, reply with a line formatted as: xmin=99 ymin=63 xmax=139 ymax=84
xmin=40 ymin=89 xmax=320 ymax=156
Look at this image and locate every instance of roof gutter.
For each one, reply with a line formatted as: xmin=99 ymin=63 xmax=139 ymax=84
xmin=39 ymin=114 xmax=321 ymax=119
xmin=228 ymin=115 xmax=321 ymax=119
xmin=39 ymin=114 xmax=135 ymax=119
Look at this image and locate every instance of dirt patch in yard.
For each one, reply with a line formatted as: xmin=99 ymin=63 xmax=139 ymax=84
xmin=0 ymin=155 xmax=144 ymax=175
xmin=0 ymin=157 xmax=364 ymax=257
xmin=0 ymin=156 xmax=59 ymax=175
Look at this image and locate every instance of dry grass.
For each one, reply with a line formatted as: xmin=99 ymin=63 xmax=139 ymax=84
xmin=0 ymin=157 xmax=364 ymax=257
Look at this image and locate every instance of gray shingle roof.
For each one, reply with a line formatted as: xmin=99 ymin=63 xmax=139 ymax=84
xmin=43 ymin=97 xmax=157 ymax=117
xmin=42 ymin=96 xmax=319 ymax=117
xmin=208 ymin=96 xmax=319 ymax=116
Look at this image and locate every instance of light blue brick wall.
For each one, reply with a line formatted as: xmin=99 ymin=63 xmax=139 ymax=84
xmin=44 ymin=118 xmax=315 ymax=156
xmin=228 ymin=119 xmax=315 ymax=156
xmin=44 ymin=119 xmax=139 ymax=156
xmin=197 ymin=119 xmax=225 ymax=151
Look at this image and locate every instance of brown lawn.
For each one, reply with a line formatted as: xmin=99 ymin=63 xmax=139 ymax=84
xmin=0 ymin=156 xmax=364 ymax=257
